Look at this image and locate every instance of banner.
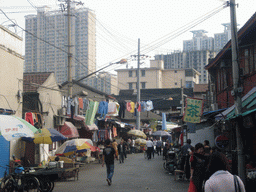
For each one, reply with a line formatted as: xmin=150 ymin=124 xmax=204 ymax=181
xmin=183 ymin=98 xmax=203 ymax=123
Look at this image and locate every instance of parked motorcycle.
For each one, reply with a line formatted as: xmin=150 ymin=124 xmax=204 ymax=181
xmin=163 ymin=148 xmax=177 ymax=174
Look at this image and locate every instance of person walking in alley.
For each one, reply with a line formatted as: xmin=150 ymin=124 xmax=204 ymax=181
xmin=112 ymin=139 xmax=119 ymax=159
xmin=102 ymin=139 xmax=117 ymax=186
xmin=156 ymin=138 xmax=163 ymax=156
xmin=180 ymin=139 xmax=193 ymax=180
xmin=118 ymin=139 xmax=125 ymax=163
xmin=146 ymin=137 xmax=154 ymax=160
xmin=188 ymin=143 xmax=206 ymax=192
xmin=204 ymin=151 xmax=245 ymax=192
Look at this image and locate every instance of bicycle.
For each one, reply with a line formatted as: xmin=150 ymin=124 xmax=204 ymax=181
xmin=1 ymin=164 xmax=40 ymax=192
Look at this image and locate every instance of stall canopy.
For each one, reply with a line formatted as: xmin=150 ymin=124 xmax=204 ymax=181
xmin=215 ymin=86 xmax=256 ymax=120
xmin=85 ymin=124 xmax=98 ymax=131
xmin=60 ymin=122 xmax=79 ymax=138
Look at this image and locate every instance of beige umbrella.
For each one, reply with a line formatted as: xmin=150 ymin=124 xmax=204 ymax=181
xmin=135 ymin=138 xmax=147 ymax=146
xmin=127 ymin=129 xmax=147 ymax=139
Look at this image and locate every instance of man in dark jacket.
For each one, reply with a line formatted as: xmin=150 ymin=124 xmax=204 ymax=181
xmin=102 ymin=139 xmax=117 ymax=186
xmin=117 ymin=139 xmax=126 ymax=163
xmin=180 ymin=139 xmax=193 ymax=179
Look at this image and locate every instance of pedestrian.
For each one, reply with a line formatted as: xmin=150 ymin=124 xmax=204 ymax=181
xmin=123 ymin=139 xmax=128 ymax=158
xmin=117 ymin=139 xmax=125 ymax=163
xmin=112 ymin=139 xmax=119 ymax=159
xmin=131 ymin=138 xmax=135 ymax=154
xmin=146 ymin=137 xmax=154 ymax=160
xmin=188 ymin=143 xmax=206 ymax=192
xmin=102 ymin=139 xmax=117 ymax=186
xmin=204 ymin=151 xmax=245 ymax=192
xmin=163 ymin=143 xmax=169 ymax=160
xmin=152 ymin=138 xmax=156 ymax=158
xmin=180 ymin=139 xmax=193 ymax=179
xmin=156 ymin=138 xmax=163 ymax=156
xmin=203 ymin=140 xmax=211 ymax=156
xmin=127 ymin=138 xmax=131 ymax=154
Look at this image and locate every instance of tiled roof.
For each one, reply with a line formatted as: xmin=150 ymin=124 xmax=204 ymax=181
xmin=193 ymin=84 xmax=208 ymax=93
xmin=23 ymin=72 xmax=52 ymax=92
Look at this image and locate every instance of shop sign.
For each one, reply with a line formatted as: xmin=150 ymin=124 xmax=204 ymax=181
xmin=215 ymin=135 xmax=229 ymax=149
xmin=183 ymin=98 xmax=203 ymax=123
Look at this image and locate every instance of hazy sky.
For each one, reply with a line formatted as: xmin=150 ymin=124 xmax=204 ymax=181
xmin=1 ymin=0 xmax=255 ymax=73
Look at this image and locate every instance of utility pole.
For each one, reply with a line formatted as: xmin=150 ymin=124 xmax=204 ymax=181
xmin=131 ymin=39 xmax=149 ymax=130
xmin=136 ymin=38 xmax=141 ymax=130
xmin=229 ymin=0 xmax=245 ymax=182
xmin=67 ymin=0 xmax=72 ymax=98
xmin=181 ymin=79 xmax=184 ymax=116
xmin=59 ymin=0 xmax=83 ymax=97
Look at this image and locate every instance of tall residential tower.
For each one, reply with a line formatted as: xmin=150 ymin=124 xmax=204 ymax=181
xmin=24 ymin=6 xmax=96 ymax=84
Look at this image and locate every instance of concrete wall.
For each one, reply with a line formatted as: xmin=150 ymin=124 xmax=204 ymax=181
xmin=0 ymin=25 xmax=24 ymax=159
xmin=38 ymin=73 xmax=63 ymax=162
xmin=162 ymin=69 xmax=185 ymax=88
xmin=187 ymin=125 xmax=215 ymax=148
xmin=117 ymin=68 xmax=163 ymax=90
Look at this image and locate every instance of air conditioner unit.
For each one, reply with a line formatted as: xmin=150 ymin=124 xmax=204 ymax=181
xmin=54 ymin=116 xmax=65 ymax=126
xmin=57 ymin=108 xmax=66 ymax=116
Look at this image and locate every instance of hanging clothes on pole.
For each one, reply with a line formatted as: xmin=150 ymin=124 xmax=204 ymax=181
xmin=146 ymin=100 xmax=154 ymax=111
xmin=98 ymin=101 xmax=109 ymax=118
xmin=67 ymin=97 xmax=72 ymax=115
xmin=126 ymin=102 xmax=132 ymax=112
xmin=107 ymin=102 xmax=120 ymax=116
xmin=85 ymin=100 xmax=99 ymax=125
xmin=130 ymin=101 xmax=135 ymax=113
xmin=118 ymin=101 xmax=126 ymax=118
xmin=140 ymin=101 xmax=146 ymax=112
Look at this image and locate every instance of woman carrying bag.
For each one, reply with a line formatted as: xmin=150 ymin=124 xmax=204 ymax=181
xmin=204 ymin=151 xmax=245 ymax=192
xmin=188 ymin=143 xmax=207 ymax=192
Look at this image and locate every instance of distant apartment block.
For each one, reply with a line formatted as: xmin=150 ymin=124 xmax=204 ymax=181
xmin=183 ymin=30 xmax=214 ymax=52
xmin=87 ymin=72 xmax=118 ymax=95
xmin=116 ymin=60 xmax=200 ymax=91
xmin=24 ymin=6 xmax=96 ymax=84
xmin=155 ymin=25 xmax=233 ymax=84
xmin=214 ymin=23 xmax=231 ymax=53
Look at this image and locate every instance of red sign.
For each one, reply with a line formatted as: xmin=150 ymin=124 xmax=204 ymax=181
xmin=215 ymin=135 xmax=229 ymax=149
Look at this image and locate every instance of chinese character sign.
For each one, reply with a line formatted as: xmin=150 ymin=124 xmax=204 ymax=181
xmin=183 ymin=98 xmax=203 ymax=123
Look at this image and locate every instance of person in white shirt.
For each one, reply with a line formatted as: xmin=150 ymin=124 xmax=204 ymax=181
xmin=204 ymin=151 xmax=245 ymax=192
xmin=146 ymin=138 xmax=154 ymax=160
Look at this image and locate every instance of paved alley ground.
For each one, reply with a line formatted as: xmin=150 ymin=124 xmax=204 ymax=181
xmin=53 ymin=153 xmax=189 ymax=192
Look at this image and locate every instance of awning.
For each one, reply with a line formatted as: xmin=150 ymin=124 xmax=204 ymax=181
xmin=60 ymin=122 xmax=79 ymax=138
xmin=67 ymin=114 xmax=85 ymax=121
xmin=86 ymin=124 xmax=98 ymax=131
xmin=226 ymin=108 xmax=256 ymax=120
xmin=216 ymin=86 xmax=256 ymax=120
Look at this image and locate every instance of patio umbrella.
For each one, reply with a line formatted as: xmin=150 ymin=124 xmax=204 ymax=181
xmin=127 ymin=129 xmax=147 ymax=139
xmin=0 ymin=115 xmax=39 ymax=141
xmin=22 ymin=128 xmax=67 ymax=144
xmin=135 ymin=138 xmax=147 ymax=146
xmin=152 ymin=130 xmax=171 ymax=137
xmin=55 ymin=139 xmax=91 ymax=156
xmin=83 ymin=141 xmax=100 ymax=152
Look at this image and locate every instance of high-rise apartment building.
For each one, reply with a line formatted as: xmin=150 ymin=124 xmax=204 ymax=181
xmin=214 ymin=23 xmax=231 ymax=53
xmin=87 ymin=72 xmax=118 ymax=95
xmin=154 ymin=51 xmax=186 ymax=69
xmin=155 ymin=27 xmax=235 ymax=84
xmin=183 ymin=30 xmax=214 ymax=52
xmin=24 ymin=6 xmax=96 ymax=84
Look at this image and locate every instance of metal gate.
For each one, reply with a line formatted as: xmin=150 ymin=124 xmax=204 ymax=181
xmin=0 ymin=135 xmax=10 ymax=178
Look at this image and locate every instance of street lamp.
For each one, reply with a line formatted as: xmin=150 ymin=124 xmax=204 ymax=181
xmin=76 ymin=59 xmax=127 ymax=82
